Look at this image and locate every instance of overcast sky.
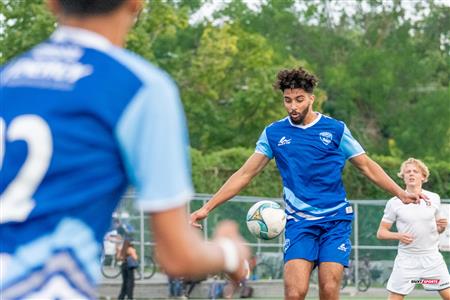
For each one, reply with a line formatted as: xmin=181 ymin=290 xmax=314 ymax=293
xmin=190 ymin=0 xmax=450 ymax=25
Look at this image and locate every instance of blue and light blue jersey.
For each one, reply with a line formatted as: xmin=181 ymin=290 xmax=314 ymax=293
xmin=0 ymin=26 xmax=193 ymax=299
xmin=255 ymin=113 xmax=364 ymax=222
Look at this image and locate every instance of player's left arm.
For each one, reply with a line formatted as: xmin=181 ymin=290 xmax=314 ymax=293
xmin=350 ymin=154 xmax=425 ymax=204
xmin=433 ymin=195 xmax=448 ymax=233
xmin=350 ymin=154 xmax=404 ymax=196
xmin=339 ymin=124 xmax=426 ymax=204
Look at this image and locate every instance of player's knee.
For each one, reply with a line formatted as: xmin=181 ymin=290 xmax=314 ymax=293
xmin=285 ymin=290 xmax=308 ymax=300
xmin=319 ymin=280 xmax=340 ymax=295
xmin=284 ymin=285 xmax=308 ymax=300
xmin=285 ymin=280 xmax=309 ymax=299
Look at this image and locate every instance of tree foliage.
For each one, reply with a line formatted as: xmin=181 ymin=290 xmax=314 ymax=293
xmin=1 ymin=0 xmax=448 ymax=170
xmin=0 ymin=0 xmax=55 ymax=63
xmin=192 ymin=147 xmax=450 ymax=198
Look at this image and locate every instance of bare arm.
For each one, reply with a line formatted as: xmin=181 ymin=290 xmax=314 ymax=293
xmin=350 ymin=154 xmax=424 ymax=204
xmin=151 ymin=206 xmax=249 ymax=280
xmin=128 ymin=246 xmax=138 ymax=260
xmin=437 ymin=218 xmax=448 ymax=234
xmin=190 ymin=153 xmax=270 ymax=227
xmin=116 ymin=245 xmax=123 ymax=260
xmin=377 ymin=221 xmax=414 ymax=244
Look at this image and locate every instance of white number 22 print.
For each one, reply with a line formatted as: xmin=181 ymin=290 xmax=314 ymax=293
xmin=0 ymin=115 xmax=53 ymax=223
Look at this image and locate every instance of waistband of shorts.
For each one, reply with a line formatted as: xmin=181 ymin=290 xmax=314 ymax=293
xmin=397 ymin=250 xmax=441 ymax=258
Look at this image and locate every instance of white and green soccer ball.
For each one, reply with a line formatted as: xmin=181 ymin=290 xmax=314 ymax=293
xmin=246 ymin=200 xmax=286 ymax=240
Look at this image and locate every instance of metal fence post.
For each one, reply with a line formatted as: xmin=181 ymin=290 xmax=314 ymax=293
xmin=140 ymin=207 xmax=144 ymax=280
xmin=354 ymin=203 xmax=359 ymax=289
xmin=118 ymin=193 xmax=450 ymax=285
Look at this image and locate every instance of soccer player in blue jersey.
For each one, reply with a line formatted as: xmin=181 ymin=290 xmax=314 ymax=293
xmin=0 ymin=1 xmax=249 ymax=299
xmin=190 ymin=67 xmax=427 ymax=300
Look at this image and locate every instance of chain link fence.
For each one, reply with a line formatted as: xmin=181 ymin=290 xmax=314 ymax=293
xmin=114 ymin=193 xmax=450 ymax=287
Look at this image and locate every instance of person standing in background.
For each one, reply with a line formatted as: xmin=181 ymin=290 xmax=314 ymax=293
xmin=117 ymin=239 xmax=138 ymax=300
xmin=377 ymin=158 xmax=450 ymax=299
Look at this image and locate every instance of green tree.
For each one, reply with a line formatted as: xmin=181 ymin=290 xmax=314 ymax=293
xmin=176 ymin=22 xmax=311 ymax=150
xmin=0 ymin=0 xmax=55 ymax=64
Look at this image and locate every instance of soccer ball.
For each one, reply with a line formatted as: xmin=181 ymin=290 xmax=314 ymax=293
xmin=246 ymin=200 xmax=286 ymax=240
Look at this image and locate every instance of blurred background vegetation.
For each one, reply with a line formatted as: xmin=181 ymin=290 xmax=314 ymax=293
xmin=1 ymin=0 xmax=449 ymax=198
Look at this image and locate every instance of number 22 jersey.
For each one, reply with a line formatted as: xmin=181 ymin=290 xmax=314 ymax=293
xmin=0 ymin=26 xmax=193 ymax=299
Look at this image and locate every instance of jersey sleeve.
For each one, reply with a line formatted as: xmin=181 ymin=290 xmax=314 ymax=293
xmin=115 ymin=76 xmax=194 ymax=212
xmin=338 ymin=124 xmax=365 ymax=160
xmin=255 ymin=128 xmax=273 ymax=159
xmin=432 ymin=193 xmax=442 ymax=219
xmin=382 ymin=200 xmax=396 ymax=224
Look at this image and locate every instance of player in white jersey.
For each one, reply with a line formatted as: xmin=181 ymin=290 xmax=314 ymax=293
xmin=377 ymin=158 xmax=450 ymax=299
xmin=1 ymin=1 xmax=249 ymax=299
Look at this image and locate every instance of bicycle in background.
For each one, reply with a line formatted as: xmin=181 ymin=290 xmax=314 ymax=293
xmin=101 ymin=228 xmax=123 ymax=278
xmin=250 ymin=253 xmax=283 ymax=280
xmin=341 ymin=256 xmax=371 ymax=292
xmin=100 ymin=212 xmax=156 ymax=279
xmin=100 ymin=241 xmax=156 ymax=279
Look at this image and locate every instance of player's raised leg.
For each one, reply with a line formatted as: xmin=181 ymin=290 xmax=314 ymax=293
xmin=284 ymin=259 xmax=314 ymax=300
xmin=318 ymin=262 xmax=344 ymax=300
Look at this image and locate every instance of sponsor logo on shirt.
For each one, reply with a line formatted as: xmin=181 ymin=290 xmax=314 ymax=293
xmin=278 ymin=136 xmax=291 ymax=146
xmin=319 ymin=132 xmax=333 ymax=145
xmin=337 ymin=243 xmax=347 ymax=252
xmin=410 ymin=279 xmax=440 ymax=284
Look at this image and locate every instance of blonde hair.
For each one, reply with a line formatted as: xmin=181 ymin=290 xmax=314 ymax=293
xmin=397 ymin=158 xmax=430 ymax=183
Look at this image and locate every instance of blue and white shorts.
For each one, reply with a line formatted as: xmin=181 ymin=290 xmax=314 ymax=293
xmin=284 ymin=219 xmax=352 ymax=267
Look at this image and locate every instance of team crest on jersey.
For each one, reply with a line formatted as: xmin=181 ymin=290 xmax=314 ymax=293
xmin=319 ymin=132 xmax=333 ymax=145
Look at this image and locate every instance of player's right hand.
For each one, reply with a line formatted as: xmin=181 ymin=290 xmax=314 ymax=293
xmin=189 ymin=207 xmax=209 ymax=229
xmin=213 ymin=221 xmax=251 ymax=283
xmin=398 ymin=233 xmax=414 ymax=244
xmin=436 ymin=218 xmax=448 ymax=232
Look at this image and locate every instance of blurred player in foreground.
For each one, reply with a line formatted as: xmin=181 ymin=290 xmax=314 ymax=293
xmin=190 ymin=67 xmax=427 ymax=300
xmin=377 ymin=158 xmax=450 ymax=299
xmin=0 ymin=0 xmax=248 ymax=299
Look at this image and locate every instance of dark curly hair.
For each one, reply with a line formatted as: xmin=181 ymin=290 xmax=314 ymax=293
xmin=58 ymin=0 xmax=126 ymax=16
xmin=274 ymin=67 xmax=318 ymax=93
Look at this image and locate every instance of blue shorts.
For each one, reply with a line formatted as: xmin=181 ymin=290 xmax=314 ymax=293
xmin=284 ymin=219 xmax=352 ymax=267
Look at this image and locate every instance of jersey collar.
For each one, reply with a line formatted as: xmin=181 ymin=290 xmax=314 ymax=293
xmin=50 ymin=26 xmax=113 ymax=52
xmin=287 ymin=112 xmax=322 ymax=129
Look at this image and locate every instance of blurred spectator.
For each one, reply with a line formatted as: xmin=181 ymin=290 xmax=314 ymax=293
xmin=168 ymin=277 xmax=185 ymax=299
xmin=117 ymin=238 xmax=138 ymax=300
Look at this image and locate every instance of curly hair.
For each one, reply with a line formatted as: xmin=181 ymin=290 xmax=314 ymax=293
xmin=58 ymin=0 xmax=126 ymax=16
xmin=274 ymin=67 xmax=318 ymax=93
